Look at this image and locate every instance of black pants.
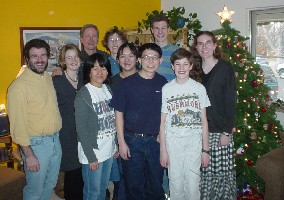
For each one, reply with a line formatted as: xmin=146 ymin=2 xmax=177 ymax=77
xmin=64 ymin=167 xmax=84 ymax=200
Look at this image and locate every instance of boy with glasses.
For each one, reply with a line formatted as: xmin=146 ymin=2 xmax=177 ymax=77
xmin=110 ymin=43 xmax=167 ymax=200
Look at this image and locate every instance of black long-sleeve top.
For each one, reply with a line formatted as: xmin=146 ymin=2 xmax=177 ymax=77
xmin=202 ymin=59 xmax=237 ymax=133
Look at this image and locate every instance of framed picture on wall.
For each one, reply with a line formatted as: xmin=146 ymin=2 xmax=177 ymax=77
xmin=20 ymin=27 xmax=81 ymax=74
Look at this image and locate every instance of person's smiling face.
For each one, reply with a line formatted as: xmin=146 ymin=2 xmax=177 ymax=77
xmin=107 ymin=33 xmax=123 ymax=55
xmin=196 ymin=34 xmax=217 ymax=59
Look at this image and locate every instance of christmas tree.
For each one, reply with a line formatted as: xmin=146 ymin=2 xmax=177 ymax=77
xmin=213 ymin=21 xmax=283 ymax=197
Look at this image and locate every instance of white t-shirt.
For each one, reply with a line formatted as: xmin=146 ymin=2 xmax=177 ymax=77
xmin=161 ymin=78 xmax=211 ymax=137
xmin=78 ymin=83 xmax=116 ymax=164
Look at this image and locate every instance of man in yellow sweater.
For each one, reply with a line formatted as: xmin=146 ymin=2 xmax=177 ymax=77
xmin=7 ymin=39 xmax=62 ymax=200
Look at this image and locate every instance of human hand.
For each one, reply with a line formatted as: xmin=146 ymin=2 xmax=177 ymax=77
xmin=113 ymin=151 xmax=119 ymax=159
xmin=219 ymin=134 xmax=231 ymax=147
xmin=160 ymin=149 xmax=169 ymax=168
xmin=51 ymin=67 xmax=63 ymax=76
xmin=156 ymin=134 xmax=160 ymax=143
xmin=201 ymin=152 xmax=210 ymax=168
xmin=89 ymin=161 xmax=99 ymax=171
xmin=25 ymin=154 xmax=40 ymax=172
xmin=119 ymin=142 xmax=131 ymax=160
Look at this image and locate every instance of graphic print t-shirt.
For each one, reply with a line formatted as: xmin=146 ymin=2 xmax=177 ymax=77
xmin=161 ymin=78 xmax=211 ymax=137
xmin=78 ymin=83 xmax=116 ymax=163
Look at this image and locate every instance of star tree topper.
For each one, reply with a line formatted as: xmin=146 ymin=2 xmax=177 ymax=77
xmin=217 ymin=5 xmax=235 ymax=24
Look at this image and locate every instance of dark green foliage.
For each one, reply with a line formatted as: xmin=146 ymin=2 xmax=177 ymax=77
xmin=214 ymin=20 xmax=283 ymax=195
xmin=137 ymin=7 xmax=202 ymax=46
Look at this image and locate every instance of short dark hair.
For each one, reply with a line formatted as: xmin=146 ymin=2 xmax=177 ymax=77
xmin=138 ymin=43 xmax=162 ymax=58
xmin=171 ymin=48 xmax=202 ymax=83
xmin=150 ymin=14 xmax=170 ymax=28
xmin=102 ymin=26 xmax=128 ymax=51
xmin=24 ymin=39 xmax=50 ymax=61
xmin=116 ymin=42 xmax=138 ymax=60
xmin=83 ymin=53 xmax=111 ymax=84
xmin=80 ymin=24 xmax=99 ymax=38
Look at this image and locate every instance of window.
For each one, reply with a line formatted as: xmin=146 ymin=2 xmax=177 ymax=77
xmin=250 ymin=8 xmax=284 ymax=101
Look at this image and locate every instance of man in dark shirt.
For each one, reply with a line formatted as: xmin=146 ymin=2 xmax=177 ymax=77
xmin=110 ymin=43 xmax=167 ymax=200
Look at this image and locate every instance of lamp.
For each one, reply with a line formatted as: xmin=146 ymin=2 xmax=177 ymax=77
xmin=216 ymin=5 xmax=235 ymax=24
xmin=0 ymin=104 xmax=6 ymax=115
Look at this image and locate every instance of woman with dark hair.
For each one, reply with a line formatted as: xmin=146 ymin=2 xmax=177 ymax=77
xmin=52 ymin=44 xmax=84 ymax=200
xmin=75 ymin=53 xmax=117 ymax=200
xmin=102 ymin=26 xmax=128 ymax=76
xmin=191 ymin=31 xmax=237 ymax=200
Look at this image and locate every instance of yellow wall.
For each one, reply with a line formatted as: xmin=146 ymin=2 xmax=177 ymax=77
xmin=0 ymin=0 xmax=160 ymax=104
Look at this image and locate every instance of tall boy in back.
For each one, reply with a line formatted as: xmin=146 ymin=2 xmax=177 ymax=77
xmin=159 ymin=48 xmax=211 ymax=200
xmin=151 ymin=14 xmax=179 ymax=81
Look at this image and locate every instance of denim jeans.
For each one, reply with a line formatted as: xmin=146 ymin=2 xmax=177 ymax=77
xmin=122 ymin=133 xmax=165 ymax=200
xmin=82 ymin=157 xmax=113 ymax=200
xmin=117 ymin=157 xmax=126 ymax=200
xmin=22 ymin=132 xmax=62 ymax=200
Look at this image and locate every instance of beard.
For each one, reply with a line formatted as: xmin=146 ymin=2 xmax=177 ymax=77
xmin=28 ymin=60 xmax=48 ymax=74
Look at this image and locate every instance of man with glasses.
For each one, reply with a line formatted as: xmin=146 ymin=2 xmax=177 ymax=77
xmin=151 ymin=14 xmax=179 ymax=81
xmin=110 ymin=43 xmax=167 ymax=200
xmin=7 ymin=39 xmax=62 ymax=200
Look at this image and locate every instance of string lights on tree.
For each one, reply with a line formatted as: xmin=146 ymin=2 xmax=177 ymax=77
xmin=213 ymin=6 xmax=283 ymax=199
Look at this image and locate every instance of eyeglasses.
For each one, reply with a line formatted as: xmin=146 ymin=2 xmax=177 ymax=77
xmin=141 ymin=55 xmax=160 ymax=61
xmin=197 ymin=40 xmax=213 ymax=48
xmin=108 ymin=38 xmax=121 ymax=44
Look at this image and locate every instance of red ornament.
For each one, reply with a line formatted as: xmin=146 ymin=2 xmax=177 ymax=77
xmin=247 ymin=160 xmax=253 ymax=166
xmin=266 ymin=94 xmax=270 ymax=99
xmin=234 ymin=53 xmax=238 ymax=59
xmin=261 ymin=107 xmax=267 ymax=113
xmin=226 ymin=41 xmax=230 ymax=47
xmin=269 ymin=123 xmax=275 ymax=131
xmin=251 ymin=80 xmax=258 ymax=88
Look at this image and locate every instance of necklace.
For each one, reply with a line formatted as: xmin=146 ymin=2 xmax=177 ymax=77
xmin=65 ymin=71 xmax=78 ymax=82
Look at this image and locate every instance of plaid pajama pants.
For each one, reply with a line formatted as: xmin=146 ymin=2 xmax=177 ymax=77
xmin=200 ymin=132 xmax=237 ymax=200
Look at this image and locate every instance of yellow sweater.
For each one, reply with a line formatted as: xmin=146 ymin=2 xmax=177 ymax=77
xmin=7 ymin=68 xmax=62 ymax=146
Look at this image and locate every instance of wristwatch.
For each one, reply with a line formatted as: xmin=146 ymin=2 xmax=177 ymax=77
xmin=222 ymin=132 xmax=230 ymax=137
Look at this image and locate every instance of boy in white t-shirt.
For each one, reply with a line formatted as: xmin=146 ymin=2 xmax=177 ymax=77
xmin=159 ymin=48 xmax=211 ymax=200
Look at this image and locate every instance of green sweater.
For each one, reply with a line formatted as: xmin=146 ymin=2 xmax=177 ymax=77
xmin=74 ymin=85 xmax=99 ymax=163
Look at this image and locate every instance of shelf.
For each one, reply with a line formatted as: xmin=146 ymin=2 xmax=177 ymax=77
xmin=0 ymin=134 xmax=14 ymax=168
xmin=0 ymin=159 xmax=13 ymax=164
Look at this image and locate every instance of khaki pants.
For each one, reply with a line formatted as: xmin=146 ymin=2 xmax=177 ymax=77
xmin=166 ymin=133 xmax=202 ymax=200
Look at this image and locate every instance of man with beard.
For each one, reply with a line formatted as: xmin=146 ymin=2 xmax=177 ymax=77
xmin=7 ymin=39 xmax=62 ymax=200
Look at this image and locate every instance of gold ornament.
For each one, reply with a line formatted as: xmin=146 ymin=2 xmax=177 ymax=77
xmin=263 ymin=124 xmax=268 ymax=130
xmin=250 ymin=132 xmax=257 ymax=140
